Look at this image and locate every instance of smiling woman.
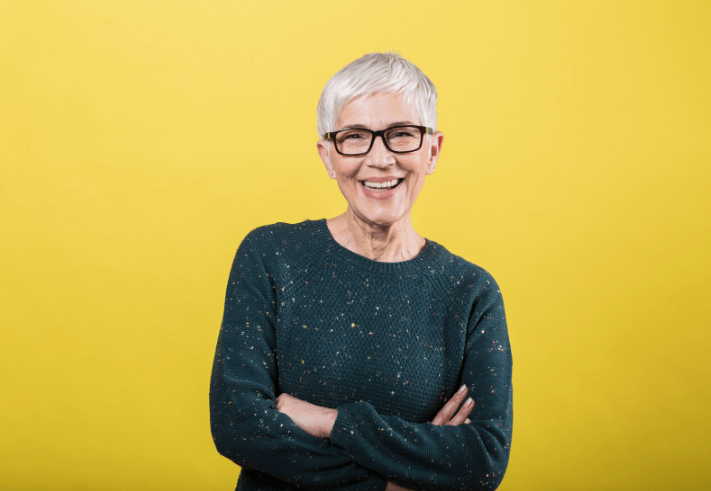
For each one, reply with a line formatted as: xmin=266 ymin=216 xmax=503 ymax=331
xmin=210 ymin=52 xmax=513 ymax=491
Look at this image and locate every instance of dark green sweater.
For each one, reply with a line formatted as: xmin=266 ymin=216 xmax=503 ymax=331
xmin=210 ymin=219 xmax=513 ymax=491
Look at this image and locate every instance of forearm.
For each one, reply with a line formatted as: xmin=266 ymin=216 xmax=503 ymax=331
xmin=329 ymin=400 xmax=511 ymax=491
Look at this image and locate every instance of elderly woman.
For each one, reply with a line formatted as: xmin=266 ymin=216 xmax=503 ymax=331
xmin=210 ymin=52 xmax=513 ymax=491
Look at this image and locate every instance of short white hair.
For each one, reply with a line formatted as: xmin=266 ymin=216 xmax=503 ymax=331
xmin=317 ymin=52 xmax=438 ymax=138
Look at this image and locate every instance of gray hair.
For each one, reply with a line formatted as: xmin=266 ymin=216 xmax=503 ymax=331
xmin=316 ymin=52 xmax=438 ymax=138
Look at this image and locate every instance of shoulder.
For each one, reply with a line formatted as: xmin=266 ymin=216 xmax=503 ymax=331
xmin=237 ymin=219 xmax=320 ymax=275
xmin=243 ymin=220 xmax=315 ymax=249
xmin=428 ymin=240 xmax=503 ymax=300
xmin=243 ymin=220 xmax=314 ymax=253
xmin=429 ymin=243 xmax=507 ymax=335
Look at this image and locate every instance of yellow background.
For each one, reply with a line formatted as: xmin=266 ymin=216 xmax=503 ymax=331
xmin=2 ymin=1 xmax=709 ymax=489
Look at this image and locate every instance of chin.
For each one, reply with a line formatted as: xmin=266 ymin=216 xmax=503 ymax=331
xmin=356 ymin=207 xmax=408 ymax=227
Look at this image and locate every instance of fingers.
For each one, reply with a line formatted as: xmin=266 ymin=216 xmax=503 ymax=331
xmin=446 ymin=396 xmax=474 ymax=426
xmin=385 ymin=482 xmax=416 ymax=491
xmin=431 ymin=384 xmax=469 ymax=425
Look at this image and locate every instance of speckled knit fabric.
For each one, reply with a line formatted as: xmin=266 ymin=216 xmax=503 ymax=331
xmin=210 ymin=219 xmax=513 ymax=491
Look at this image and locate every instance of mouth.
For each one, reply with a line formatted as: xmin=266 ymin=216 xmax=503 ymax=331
xmin=359 ymin=178 xmax=404 ymax=192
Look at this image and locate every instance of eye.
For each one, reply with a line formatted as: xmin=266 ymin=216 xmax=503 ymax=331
xmin=336 ymin=130 xmax=371 ymax=144
xmin=388 ymin=127 xmax=418 ymax=138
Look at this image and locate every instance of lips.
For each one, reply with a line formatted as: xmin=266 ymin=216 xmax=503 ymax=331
xmin=360 ymin=178 xmax=404 ymax=191
xmin=357 ymin=177 xmax=404 ymax=201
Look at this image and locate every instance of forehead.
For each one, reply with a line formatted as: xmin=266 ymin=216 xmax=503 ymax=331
xmin=336 ymin=92 xmax=420 ymax=129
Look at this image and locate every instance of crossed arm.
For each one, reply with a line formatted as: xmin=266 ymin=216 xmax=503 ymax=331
xmin=275 ymin=386 xmax=476 ymax=491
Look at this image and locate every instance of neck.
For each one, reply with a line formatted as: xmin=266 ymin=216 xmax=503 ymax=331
xmin=326 ymin=209 xmax=426 ymax=262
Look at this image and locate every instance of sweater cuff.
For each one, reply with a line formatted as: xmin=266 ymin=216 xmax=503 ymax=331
xmin=357 ymin=474 xmax=388 ymax=491
xmin=330 ymin=402 xmax=372 ymax=455
xmin=330 ymin=403 xmax=388 ymax=491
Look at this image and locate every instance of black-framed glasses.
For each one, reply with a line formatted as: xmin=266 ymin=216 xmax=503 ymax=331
xmin=324 ymin=125 xmax=434 ymax=156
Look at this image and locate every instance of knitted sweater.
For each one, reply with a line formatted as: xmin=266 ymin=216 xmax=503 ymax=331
xmin=210 ymin=219 xmax=513 ymax=491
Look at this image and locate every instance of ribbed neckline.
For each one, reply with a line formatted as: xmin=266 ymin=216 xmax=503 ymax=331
xmin=308 ymin=218 xmax=441 ymax=275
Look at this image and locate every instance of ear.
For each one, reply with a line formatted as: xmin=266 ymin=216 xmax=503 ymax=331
xmin=317 ymin=139 xmax=337 ymax=179
xmin=425 ymin=131 xmax=444 ymax=175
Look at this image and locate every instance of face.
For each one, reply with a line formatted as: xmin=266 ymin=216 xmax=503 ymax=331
xmin=317 ymin=92 xmax=444 ymax=228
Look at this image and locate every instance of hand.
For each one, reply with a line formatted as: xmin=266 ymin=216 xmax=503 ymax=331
xmin=274 ymin=393 xmax=338 ymax=439
xmin=431 ymin=384 xmax=474 ymax=426
xmin=385 ymin=482 xmax=416 ymax=491
xmin=385 ymin=385 xmax=475 ymax=491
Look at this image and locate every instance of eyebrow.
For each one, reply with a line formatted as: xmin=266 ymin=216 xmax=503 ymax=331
xmin=338 ymin=121 xmax=417 ymax=131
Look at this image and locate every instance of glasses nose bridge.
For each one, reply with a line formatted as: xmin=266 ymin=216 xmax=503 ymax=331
xmin=369 ymin=129 xmax=393 ymax=154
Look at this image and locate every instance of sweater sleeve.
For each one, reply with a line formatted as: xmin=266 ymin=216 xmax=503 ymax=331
xmin=329 ymin=274 xmax=513 ymax=491
xmin=210 ymin=229 xmax=388 ymax=491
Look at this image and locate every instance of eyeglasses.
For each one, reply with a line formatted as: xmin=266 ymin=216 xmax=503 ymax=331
xmin=324 ymin=125 xmax=434 ymax=156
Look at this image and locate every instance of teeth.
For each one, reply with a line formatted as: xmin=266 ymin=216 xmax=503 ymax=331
xmin=363 ymin=179 xmax=400 ymax=189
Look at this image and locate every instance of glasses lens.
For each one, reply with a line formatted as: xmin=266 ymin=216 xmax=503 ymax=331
xmin=335 ymin=129 xmax=372 ymax=155
xmin=385 ymin=126 xmax=422 ymax=152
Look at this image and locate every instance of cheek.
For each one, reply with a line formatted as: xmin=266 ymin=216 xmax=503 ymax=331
xmin=406 ymin=170 xmax=427 ymax=198
xmin=335 ymin=175 xmax=360 ymax=199
xmin=334 ymin=160 xmax=360 ymax=182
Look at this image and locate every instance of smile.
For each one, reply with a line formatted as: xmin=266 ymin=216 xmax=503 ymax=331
xmin=360 ymin=178 xmax=403 ymax=191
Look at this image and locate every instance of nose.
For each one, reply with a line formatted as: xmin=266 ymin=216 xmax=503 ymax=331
xmin=366 ymin=133 xmax=395 ymax=167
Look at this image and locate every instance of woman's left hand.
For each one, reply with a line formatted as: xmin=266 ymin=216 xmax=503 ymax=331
xmin=275 ymin=393 xmax=338 ymax=439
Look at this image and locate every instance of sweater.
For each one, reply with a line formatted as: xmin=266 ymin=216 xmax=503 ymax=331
xmin=210 ymin=219 xmax=513 ymax=491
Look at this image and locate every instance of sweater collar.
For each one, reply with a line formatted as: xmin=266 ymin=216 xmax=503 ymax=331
xmin=308 ymin=218 xmax=441 ymax=275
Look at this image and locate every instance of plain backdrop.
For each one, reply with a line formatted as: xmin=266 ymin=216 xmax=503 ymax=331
xmin=1 ymin=1 xmax=710 ymax=490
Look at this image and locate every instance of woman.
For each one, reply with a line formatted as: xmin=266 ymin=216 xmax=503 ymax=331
xmin=210 ymin=52 xmax=513 ymax=491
